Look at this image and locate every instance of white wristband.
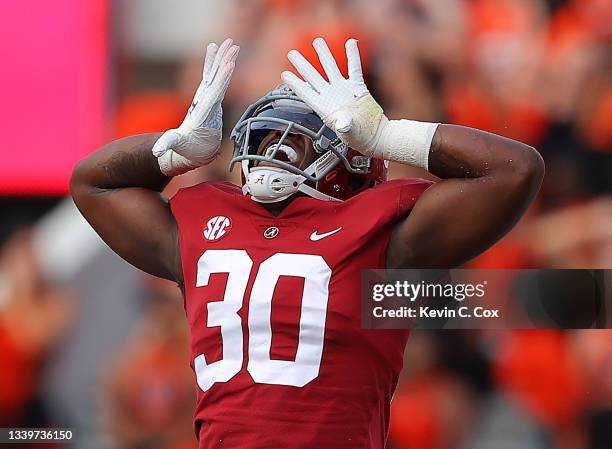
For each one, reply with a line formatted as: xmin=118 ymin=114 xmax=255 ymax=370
xmin=376 ymin=118 xmax=439 ymax=171
xmin=327 ymin=94 xmax=438 ymax=171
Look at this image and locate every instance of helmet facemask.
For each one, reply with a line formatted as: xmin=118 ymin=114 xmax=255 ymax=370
xmin=230 ymin=85 xmax=378 ymax=203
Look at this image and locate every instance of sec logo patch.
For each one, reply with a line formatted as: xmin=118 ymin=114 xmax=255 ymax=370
xmin=204 ymin=216 xmax=232 ymax=241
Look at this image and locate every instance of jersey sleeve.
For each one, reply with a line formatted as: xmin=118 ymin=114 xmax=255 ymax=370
xmin=396 ymin=178 xmax=435 ymax=219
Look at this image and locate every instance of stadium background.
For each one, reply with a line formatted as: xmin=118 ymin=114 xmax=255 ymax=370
xmin=0 ymin=0 xmax=610 ymax=448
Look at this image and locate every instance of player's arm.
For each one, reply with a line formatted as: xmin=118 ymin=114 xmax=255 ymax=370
xmin=71 ymin=133 xmax=180 ymax=281
xmin=282 ymin=37 xmax=543 ymax=268
xmin=386 ymin=124 xmax=543 ymax=268
xmin=71 ymin=39 xmax=239 ymax=282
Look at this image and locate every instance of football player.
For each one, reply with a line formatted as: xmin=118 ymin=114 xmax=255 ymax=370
xmin=71 ymin=37 xmax=544 ymax=449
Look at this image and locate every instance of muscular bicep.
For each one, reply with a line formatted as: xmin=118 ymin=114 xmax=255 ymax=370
xmin=387 ymin=174 xmax=535 ymax=269
xmin=387 ymin=124 xmax=543 ymax=269
xmin=71 ymin=183 xmax=181 ymax=283
xmin=70 ymin=133 xmax=183 ymax=283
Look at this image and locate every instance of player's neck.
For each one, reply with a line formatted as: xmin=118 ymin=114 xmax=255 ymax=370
xmin=259 ymin=194 xmax=302 ymax=216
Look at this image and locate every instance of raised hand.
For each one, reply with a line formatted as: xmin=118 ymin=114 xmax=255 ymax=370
xmin=153 ymin=38 xmax=240 ymax=175
xmin=281 ymin=37 xmax=385 ymax=157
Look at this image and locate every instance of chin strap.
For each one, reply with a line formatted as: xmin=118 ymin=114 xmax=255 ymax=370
xmin=297 ymin=179 xmax=341 ymax=202
xmin=242 ymin=163 xmax=341 ymax=203
xmin=243 ymin=167 xmax=303 ymax=203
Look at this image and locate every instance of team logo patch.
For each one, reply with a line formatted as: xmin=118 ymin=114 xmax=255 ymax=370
xmin=204 ymin=216 xmax=232 ymax=241
xmin=263 ymin=226 xmax=280 ymax=239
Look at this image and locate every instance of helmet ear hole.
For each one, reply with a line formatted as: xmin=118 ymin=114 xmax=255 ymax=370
xmin=315 ymin=151 xmax=388 ymax=200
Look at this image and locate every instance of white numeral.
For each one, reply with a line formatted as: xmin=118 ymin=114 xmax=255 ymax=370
xmin=194 ymin=250 xmax=252 ymax=392
xmin=248 ymin=253 xmax=331 ymax=387
xmin=194 ymin=251 xmax=331 ymax=391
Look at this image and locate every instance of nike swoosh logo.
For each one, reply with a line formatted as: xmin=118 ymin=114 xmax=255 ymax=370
xmin=310 ymin=227 xmax=342 ymax=241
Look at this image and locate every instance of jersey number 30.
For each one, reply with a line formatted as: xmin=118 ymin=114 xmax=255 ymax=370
xmin=195 ymin=249 xmax=332 ymax=391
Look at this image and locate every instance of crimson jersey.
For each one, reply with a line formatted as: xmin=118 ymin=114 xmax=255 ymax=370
xmin=170 ymin=178 xmax=432 ymax=449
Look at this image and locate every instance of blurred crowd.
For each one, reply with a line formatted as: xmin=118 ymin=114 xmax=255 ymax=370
xmin=114 ymin=0 xmax=612 ymax=268
xmin=1 ymin=0 xmax=611 ymax=448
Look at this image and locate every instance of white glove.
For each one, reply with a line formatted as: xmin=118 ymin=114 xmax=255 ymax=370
xmin=153 ymin=38 xmax=240 ymax=176
xmin=281 ymin=38 xmax=436 ymax=170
